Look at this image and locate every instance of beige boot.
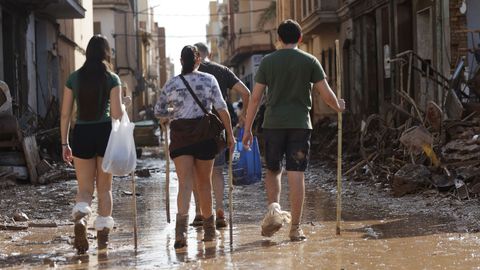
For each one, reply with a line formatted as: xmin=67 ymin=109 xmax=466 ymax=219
xmin=174 ymin=214 xmax=189 ymax=249
xmin=203 ymin=215 xmax=216 ymax=242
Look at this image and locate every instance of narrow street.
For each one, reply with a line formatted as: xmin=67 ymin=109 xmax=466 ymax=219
xmin=1 ymin=146 xmax=480 ymax=269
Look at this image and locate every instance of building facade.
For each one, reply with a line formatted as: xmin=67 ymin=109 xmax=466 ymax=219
xmin=0 ymin=0 xmax=87 ymax=130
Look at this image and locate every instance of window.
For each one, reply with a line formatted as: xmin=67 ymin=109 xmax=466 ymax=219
xmin=93 ymin=21 xmax=101 ymax=35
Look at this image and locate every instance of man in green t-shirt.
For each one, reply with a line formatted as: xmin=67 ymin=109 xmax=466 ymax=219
xmin=242 ymin=19 xmax=346 ymax=241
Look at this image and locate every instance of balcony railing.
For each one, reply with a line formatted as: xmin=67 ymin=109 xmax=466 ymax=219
xmin=300 ymin=0 xmax=339 ymax=34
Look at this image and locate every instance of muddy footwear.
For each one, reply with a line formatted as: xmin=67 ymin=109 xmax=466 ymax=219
xmin=174 ymin=214 xmax=189 ymax=249
xmin=261 ymin=203 xmax=291 ymax=237
xmin=97 ymin=228 xmax=110 ymax=250
xmin=94 ymin=216 xmax=114 ymax=251
xmin=190 ymin=215 xmax=204 ymax=227
xmin=289 ymin=224 xmax=306 ymax=242
xmin=74 ymin=216 xmax=89 ymax=254
xmin=203 ymin=215 xmax=216 ymax=242
xmin=216 ymin=209 xmax=227 ymax=229
xmin=72 ymin=203 xmax=92 ymax=255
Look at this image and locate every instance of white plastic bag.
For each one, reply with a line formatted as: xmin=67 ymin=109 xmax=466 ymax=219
xmin=102 ymin=108 xmax=137 ymax=175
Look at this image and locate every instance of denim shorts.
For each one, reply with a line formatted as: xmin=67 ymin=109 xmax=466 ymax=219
xmin=263 ymin=128 xmax=311 ymax=172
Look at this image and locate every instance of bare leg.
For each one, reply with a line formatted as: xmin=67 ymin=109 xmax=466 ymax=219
xmin=212 ymin=167 xmax=224 ymax=212
xmin=173 ymin=156 xmax=195 ymax=215
xmin=72 ymin=157 xmax=96 ymax=254
xmin=265 ymin=168 xmax=282 ymax=205
xmin=192 ymin=184 xmax=202 ymax=216
xmin=286 ymin=171 xmax=305 ymax=225
xmin=95 ymin=157 xmax=113 ymax=217
xmin=194 ymin=159 xmax=214 ymax=219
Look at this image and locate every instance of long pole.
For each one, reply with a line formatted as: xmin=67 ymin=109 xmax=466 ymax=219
xmin=131 ymin=171 xmax=138 ymax=250
xmin=163 ymin=124 xmax=171 ymax=223
xmin=228 ymin=150 xmax=234 ymax=246
xmin=335 ymin=40 xmax=343 ymax=236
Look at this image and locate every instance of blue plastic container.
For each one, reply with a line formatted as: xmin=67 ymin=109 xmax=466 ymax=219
xmin=232 ymin=128 xmax=262 ymax=185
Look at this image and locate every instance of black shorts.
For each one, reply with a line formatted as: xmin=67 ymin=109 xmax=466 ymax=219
xmin=71 ymin=121 xmax=111 ymax=159
xmin=263 ymin=128 xmax=311 ymax=172
xmin=170 ymin=138 xmax=217 ymax=160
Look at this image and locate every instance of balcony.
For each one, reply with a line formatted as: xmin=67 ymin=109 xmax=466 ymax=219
xmin=43 ymin=0 xmax=86 ymax=18
xmin=301 ymin=0 xmax=339 ymax=34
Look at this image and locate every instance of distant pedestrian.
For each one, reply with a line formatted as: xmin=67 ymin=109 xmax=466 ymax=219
xmin=60 ymin=35 xmax=125 ymax=254
xmin=189 ymin=42 xmax=250 ymax=229
xmin=155 ymin=45 xmax=235 ymax=249
xmin=242 ymin=19 xmax=346 ymax=241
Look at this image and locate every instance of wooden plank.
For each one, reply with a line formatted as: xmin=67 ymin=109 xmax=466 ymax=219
xmin=0 ymin=151 xmax=26 ymax=166
xmin=21 ymin=135 xmax=40 ymax=184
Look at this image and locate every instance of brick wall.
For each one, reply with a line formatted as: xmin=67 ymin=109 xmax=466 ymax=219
xmin=450 ymin=0 xmax=468 ymax=69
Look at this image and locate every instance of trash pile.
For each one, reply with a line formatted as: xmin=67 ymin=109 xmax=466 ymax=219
xmin=346 ymin=97 xmax=480 ymax=199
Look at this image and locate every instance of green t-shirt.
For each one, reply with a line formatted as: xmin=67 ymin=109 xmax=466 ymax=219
xmin=255 ymin=48 xmax=326 ymax=129
xmin=65 ymin=70 xmax=122 ymax=124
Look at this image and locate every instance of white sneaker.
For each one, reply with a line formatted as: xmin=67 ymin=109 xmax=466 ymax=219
xmin=261 ymin=203 xmax=291 ymax=237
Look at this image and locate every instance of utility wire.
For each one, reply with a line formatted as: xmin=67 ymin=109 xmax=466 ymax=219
xmin=114 ymin=7 xmax=271 ymax=17
xmin=112 ymin=28 xmax=276 ymax=39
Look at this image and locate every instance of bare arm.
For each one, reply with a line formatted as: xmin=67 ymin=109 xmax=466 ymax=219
xmin=242 ymin=82 xmax=266 ymax=148
xmin=60 ymin=87 xmax=74 ymax=165
xmin=216 ymin=108 xmax=235 ymax=151
xmin=231 ymin=81 xmax=251 ymax=120
xmin=110 ymin=86 xmax=123 ymax=119
xmin=313 ymin=79 xmax=345 ymax=112
xmin=60 ymin=87 xmax=74 ymax=145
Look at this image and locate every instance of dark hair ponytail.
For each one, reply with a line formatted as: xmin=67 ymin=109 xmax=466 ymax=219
xmin=77 ymin=35 xmax=112 ymax=121
xmin=180 ymin=45 xmax=199 ymax=75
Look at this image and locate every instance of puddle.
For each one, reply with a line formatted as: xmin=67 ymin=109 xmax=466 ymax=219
xmin=1 ymin=150 xmax=480 ymax=269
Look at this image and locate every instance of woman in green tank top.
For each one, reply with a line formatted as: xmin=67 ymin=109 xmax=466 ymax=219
xmin=60 ymin=35 xmax=124 ymax=254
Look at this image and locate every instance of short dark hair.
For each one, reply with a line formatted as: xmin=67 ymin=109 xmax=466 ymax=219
xmin=277 ymin=19 xmax=302 ymax=44
xmin=194 ymin=42 xmax=209 ymax=56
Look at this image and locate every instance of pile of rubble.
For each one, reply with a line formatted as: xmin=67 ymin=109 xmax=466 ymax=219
xmin=346 ymin=99 xmax=480 ymax=199
xmin=0 ymin=81 xmax=75 ymax=188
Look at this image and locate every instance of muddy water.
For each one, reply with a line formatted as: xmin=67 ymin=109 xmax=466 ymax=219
xmin=1 ymin=151 xmax=480 ymax=269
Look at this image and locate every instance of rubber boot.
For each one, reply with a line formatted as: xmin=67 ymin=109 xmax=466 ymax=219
xmin=72 ymin=202 xmax=91 ymax=255
xmin=202 ymin=215 xmax=216 ymax=242
xmin=94 ymin=216 xmax=114 ymax=251
xmin=174 ymin=214 xmax=188 ymax=249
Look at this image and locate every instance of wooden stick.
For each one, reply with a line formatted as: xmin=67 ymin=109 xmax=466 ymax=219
xmin=335 ymin=40 xmax=343 ymax=236
xmin=163 ymin=124 xmax=171 ymax=223
xmin=228 ymin=149 xmax=234 ymax=246
xmin=131 ymin=171 xmax=138 ymax=250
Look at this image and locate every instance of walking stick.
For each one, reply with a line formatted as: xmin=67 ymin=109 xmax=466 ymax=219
xmin=163 ymin=123 xmax=171 ymax=223
xmin=131 ymin=171 xmax=138 ymax=250
xmin=335 ymin=40 xmax=343 ymax=235
xmin=228 ymin=148 xmax=234 ymax=246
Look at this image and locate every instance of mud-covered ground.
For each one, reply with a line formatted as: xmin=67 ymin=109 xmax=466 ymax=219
xmin=1 ymin=147 xmax=480 ymax=268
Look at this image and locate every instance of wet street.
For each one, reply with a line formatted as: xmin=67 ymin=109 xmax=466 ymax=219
xmin=1 ymin=148 xmax=480 ymax=269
